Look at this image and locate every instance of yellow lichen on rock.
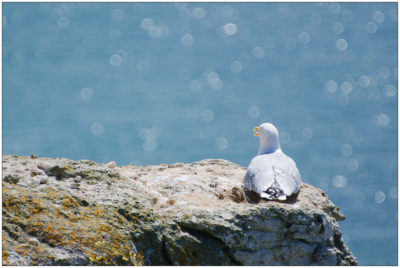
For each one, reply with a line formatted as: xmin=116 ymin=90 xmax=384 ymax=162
xmin=2 ymin=184 xmax=144 ymax=265
xmin=2 ymin=155 xmax=357 ymax=266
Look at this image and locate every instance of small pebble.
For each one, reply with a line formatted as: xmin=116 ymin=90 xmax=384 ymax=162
xmin=106 ymin=161 xmax=116 ymax=168
xmin=28 ymin=237 xmax=40 ymax=246
xmin=70 ymin=183 xmax=80 ymax=189
xmin=31 ymin=170 xmax=44 ymax=177
xmin=37 ymin=175 xmax=48 ymax=184
xmin=169 ymin=163 xmax=183 ymax=168
xmin=29 ymin=177 xmax=41 ymax=186
xmin=74 ymin=176 xmax=82 ymax=182
xmin=37 ymin=163 xmax=52 ymax=172
xmin=4 ymin=175 xmax=20 ymax=184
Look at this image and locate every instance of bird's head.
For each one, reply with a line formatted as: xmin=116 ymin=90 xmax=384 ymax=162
xmin=253 ymin=122 xmax=281 ymax=154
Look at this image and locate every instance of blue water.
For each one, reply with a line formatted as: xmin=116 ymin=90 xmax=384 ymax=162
xmin=3 ymin=2 xmax=397 ymax=265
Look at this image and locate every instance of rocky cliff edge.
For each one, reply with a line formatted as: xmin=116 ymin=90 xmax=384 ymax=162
xmin=2 ymin=154 xmax=357 ymax=265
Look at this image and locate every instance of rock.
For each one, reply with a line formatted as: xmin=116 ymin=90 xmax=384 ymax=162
xmin=106 ymin=161 xmax=117 ymax=168
xmin=4 ymin=174 xmax=20 ymax=184
xmin=2 ymin=155 xmax=357 ymax=266
xmin=27 ymin=237 xmax=40 ymax=246
xmin=37 ymin=175 xmax=48 ymax=184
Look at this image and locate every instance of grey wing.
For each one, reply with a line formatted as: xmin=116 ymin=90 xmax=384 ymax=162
xmin=243 ymin=156 xmax=275 ymax=194
xmin=274 ymin=155 xmax=301 ymax=196
xmin=243 ymin=168 xmax=256 ymax=192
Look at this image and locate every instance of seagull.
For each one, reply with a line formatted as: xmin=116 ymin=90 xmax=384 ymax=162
xmin=243 ymin=123 xmax=301 ymax=203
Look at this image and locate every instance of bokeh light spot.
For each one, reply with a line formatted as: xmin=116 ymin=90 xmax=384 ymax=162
xmin=310 ymin=13 xmax=322 ymax=26
xmin=115 ymin=49 xmax=127 ymax=61
xmin=302 ymin=128 xmax=313 ymax=140
xmin=329 ymin=3 xmax=341 ymax=14
xmin=336 ymin=38 xmax=348 ymax=51
xmin=374 ymin=191 xmax=385 ymax=204
xmin=248 ymin=105 xmax=260 ymax=118
xmin=143 ymin=139 xmax=158 ymax=152
xmin=347 ymin=158 xmax=359 ymax=171
xmin=389 ymin=187 xmax=398 ymax=199
xmin=109 ymin=54 xmax=122 ymax=66
xmin=192 ymin=7 xmax=207 ymax=20
xmin=379 ymin=66 xmax=391 ymax=79
xmin=252 ymin=46 xmax=265 ymax=59
xmin=207 ymin=72 xmax=220 ymax=84
xmin=341 ymin=144 xmax=353 ymax=157
xmin=342 ymin=10 xmax=353 ymax=22
xmin=57 ymin=16 xmax=70 ymax=29
xmin=332 ymin=22 xmax=344 ymax=35
xmin=216 ymin=137 xmax=229 ymax=150
xmin=359 ymin=75 xmax=370 ymax=88
xmin=325 ymin=80 xmax=338 ymax=93
xmin=280 ymin=131 xmax=290 ymax=145
xmin=149 ymin=26 xmax=162 ymax=39
xmin=80 ymin=87 xmax=94 ymax=100
xmin=210 ymin=80 xmax=224 ymax=90
xmin=366 ymin=22 xmax=378 ymax=34
xmin=140 ymin=18 xmax=154 ymax=31
xmin=230 ymin=61 xmax=242 ymax=73
xmin=220 ymin=5 xmax=235 ymax=18
xmin=298 ymin=32 xmax=310 ymax=45
xmin=372 ymin=10 xmax=384 ymax=24
xmin=201 ymin=109 xmax=214 ymax=122
xmin=181 ymin=34 xmax=194 ymax=46
xmin=332 ymin=175 xmax=347 ymax=188
xmin=111 ymin=8 xmax=124 ymax=22
xmin=340 ymin=81 xmax=353 ymax=94
xmin=223 ymin=23 xmax=237 ymax=36
xmin=373 ymin=113 xmax=390 ymax=126
xmin=384 ymin=84 xmax=396 ymax=97
xmin=91 ymin=122 xmax=104 ymax=136
xmin=174 ymin=3 xmax=187 ymax=11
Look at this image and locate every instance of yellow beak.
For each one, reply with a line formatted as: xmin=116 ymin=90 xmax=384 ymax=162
xmin=254 ymin=126 xmax=260 ymax=137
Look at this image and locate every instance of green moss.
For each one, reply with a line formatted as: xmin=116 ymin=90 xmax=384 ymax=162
xmin=30 ymin=170 xmax=42 ymax=177
xmin=3 ymin=175 xmax=20 ymax=184
xmin=47 ymin=166 xmax=69 ymax=180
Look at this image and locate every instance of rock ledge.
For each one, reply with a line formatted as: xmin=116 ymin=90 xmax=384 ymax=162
xmin=2 ymin=155 xmax=357 ymax=265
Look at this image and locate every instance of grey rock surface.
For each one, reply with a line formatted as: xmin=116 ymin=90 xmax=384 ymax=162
xmin=2 ymin=154 xmax=357 ymax=265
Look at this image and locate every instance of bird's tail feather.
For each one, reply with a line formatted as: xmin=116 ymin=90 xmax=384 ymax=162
xmin=262 ymin=181 xmax=286 ymax=200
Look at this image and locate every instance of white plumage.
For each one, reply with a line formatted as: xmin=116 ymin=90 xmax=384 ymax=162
xmin=243 ymin=123 xmax=301 ymax=202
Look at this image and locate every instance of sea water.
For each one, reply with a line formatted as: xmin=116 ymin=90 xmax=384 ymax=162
xmin=3 ymin=2 xmax=397 ymax=265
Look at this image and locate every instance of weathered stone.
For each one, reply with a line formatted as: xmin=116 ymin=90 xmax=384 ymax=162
xmin=2 ymin=155 xmax=357 ymax=265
